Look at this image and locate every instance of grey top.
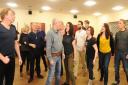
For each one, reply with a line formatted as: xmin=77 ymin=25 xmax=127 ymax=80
xmin=115 ymin=29 xmax=128 ymax=51
xmin=46 ymin=28 xmax=63 ymax=61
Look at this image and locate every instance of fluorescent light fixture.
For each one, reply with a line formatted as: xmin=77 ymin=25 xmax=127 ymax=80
xmin=6 ymin=2 xmax=18 ymax=8
xmin=41 ymin=6 xmax=51 ymax=11
xmin=70 ymin=9 xmax=79 ymax=14
xmin=112 ymin=5 xmax=124 ymax=11
xmin=84 ymin=0 xmax=96 ymax=7
xmin=93 ymin=12 xmax=102 ymax=16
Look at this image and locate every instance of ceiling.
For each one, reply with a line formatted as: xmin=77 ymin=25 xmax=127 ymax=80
xmin=0 ymin=0 xmax=128 ymax=15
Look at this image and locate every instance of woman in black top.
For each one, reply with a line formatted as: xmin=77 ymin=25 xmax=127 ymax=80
xmin=62 ymin=22 xmax=76 ymax=85
xmin=85 ymin=26 xmax=98 ymax=85
xmin=19 ymin=26 xmax=30 ymax=77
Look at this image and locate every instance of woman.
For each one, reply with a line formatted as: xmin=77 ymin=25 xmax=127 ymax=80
xmin=97 ymin=23 xmax=114 ymax=85
xmin=62 ymin=22 xmax=76 ymax=85
xmin=85 ymin=26 xmax=98 ymax=85
xmin=19 ymin=25 xmax=30 ymax=77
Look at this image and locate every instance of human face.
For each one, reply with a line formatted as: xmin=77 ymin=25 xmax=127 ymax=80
xmin=100 ymin=25 xmax=105 ymax=33
xmin=66 ymin=23 xmax=70 ymax=33
xmin=5 ymin=10 xmax=15 ymax=23
xmin=77 ymin=22 xmax=82 ymax=28
xmin=84 ymin=22 xmax=89 ymax=28
xmin=117 ymin=20 xmax=125 ymax=30
xmin=86 ymin=28 xmax=91 ymax=36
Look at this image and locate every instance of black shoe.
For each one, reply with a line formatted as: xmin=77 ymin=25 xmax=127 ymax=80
xmin=37 ymin=75 xmax=44 ymax=79
xmin=28 ymin=78 xmax=33 ymax=83
xmin=62 ymin=82 xmax=69 ymax=85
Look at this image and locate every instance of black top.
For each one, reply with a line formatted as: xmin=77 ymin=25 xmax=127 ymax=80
xmin=115 ymin=29 xmax=128 ymax=51
xmin=63 ymin=35 xmax=74 ymax=55
xmin=28 ymin=32 xmax=44 ymax=49
xmin=19 ymin=33 xmax=29 ymax=51
xmin=37 ymin=31 xmax=46 ymax=48
xmin=85 ymin=37 xmax=96 ymax=56
xmin=0 ymin=23 xmax=17 ymax=58
xmin=97 ymin=34 xmax=114 ymax=56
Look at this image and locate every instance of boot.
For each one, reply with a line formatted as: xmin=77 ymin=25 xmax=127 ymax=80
xmin=88 ymin=79 xmax=93 ymax=85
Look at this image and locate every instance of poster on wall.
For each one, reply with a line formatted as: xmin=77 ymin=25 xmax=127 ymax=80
xmin=30 ymin=22 xmax=45 ymax=31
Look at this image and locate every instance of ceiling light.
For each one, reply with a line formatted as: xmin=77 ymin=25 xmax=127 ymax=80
xmin=93 ymin=12 xmax=102 ymax=16
xmin=70 ymin=9 xmax=79 ymax=14
xmin=84 ymin=0 xmax=96 ymax=7
xmin=6 ymin=2 xmax=18 ymax=8
xmin=112 ymin=5 xmax=124 ymax=11
xmin=41 ymin=6 xmax=51 ymax=11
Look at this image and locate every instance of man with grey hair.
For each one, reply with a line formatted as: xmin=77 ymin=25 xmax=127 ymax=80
xmin=112 ymin=19 xmax=128 ymax=85
xmin=45 ymin=18 xmax=64 ymax=85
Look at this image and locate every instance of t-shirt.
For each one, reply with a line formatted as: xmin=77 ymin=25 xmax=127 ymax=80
xmin=75 ymin=29 xmax=86 ymax=51
xmin=63 ymin=35 xmax=74 ymax=55
xmin=99 ymin=36 xmax=111 ymax=53
xmin=115 ymin=29 xmax=128 ymax=50
xmin=0 ymin=23 xmax=17 ymax=58
xmin=85 ymin=37 xmax=96 ymax=57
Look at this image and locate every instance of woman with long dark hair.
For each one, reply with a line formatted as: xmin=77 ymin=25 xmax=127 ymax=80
xmin=62 ymin=22 xmax=76 ymax=85
xmin=85 ymin=26 xmax=98 ymax=85
xmin=97 ymin=23 xmax=114 ymax=85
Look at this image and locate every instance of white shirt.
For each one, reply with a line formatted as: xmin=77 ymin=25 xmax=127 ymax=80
xmin=75 ymin=29 xmax=87 ymax=51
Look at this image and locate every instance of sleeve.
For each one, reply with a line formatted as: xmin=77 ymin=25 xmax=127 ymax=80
xmin=46 ymin=31 xmax=53 ymax=61
xmin=19 ymin=34 xmax=23 ymax=44
xmin=96 ymin=34 xmax=100 ymax=51
xmin=92 ymin=37 xmax=96 ymax=45
xmin=110 ymin=34 xmax=115 ymax=56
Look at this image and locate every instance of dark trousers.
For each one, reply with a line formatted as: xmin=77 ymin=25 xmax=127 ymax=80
xmin=99 ymin=52 xmax=111 ymax=85
xmin=41 ymin=49 xmax=47 ymax=70
xmin=0 ymin=58 xmax=15 ymax=85
xmin=86 ymin=52 xmax=95 ymax=80
xmin=29 ymin=49 xmax=41 ymax=79
xmin=64 ymin=53 xmax=75 ymax=85
xmin=20 ymin=51 xmax=30 ymax=73
xmin=114 ymin=49 xmax=128 ymax=83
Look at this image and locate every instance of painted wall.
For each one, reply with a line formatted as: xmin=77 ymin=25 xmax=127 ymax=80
xmin=0 ymin=8 xmax=128 ymax=37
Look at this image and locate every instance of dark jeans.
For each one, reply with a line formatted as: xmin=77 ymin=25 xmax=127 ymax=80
xmin=20 ymin=51 xmax=30 ymax=73
xmin=64 ymin=53 xmax=75 ymax=85
xmin=29 ymin=49 xmax=41 ymax=79
xmin=87 ymin=52 xmax=95 ymax=80
xmin=0 ymin=58 xmax=15 ymax=85
xmin=114 ymin=49 xmax=128 ymax=84
xmin=41 ymin=50 xmax=47 ymax=70
xmin=99 ymin=52 xmax=111 ymax=85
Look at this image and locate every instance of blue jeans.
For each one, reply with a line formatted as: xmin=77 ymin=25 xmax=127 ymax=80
xmin=114 ymin=49 xmax=128 ymax=83
xmin=46 ymin=56 xmax=61 ymax=85
xmin=99 ymin=52 xmax=111 ymax=85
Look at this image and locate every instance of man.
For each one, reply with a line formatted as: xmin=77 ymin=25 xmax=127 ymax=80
xmin=113 ymin=19 xmax=128 ymax=85
xmin=45 ymin=19 xmax=64 ymax=85
xmin=84 ymin=20 xmax=90 ymax=30
xmin=28 ymin=23 xmax=43 ymax=83
xmin=0 ymin=8 xmax=22 ymax=85
xmin=37 ymin=26 xmax=48 ymax=72
xmin=74 ymin=20 xmax=87 ymax=78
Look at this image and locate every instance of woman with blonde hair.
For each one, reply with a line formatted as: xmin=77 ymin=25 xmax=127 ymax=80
xmin=19 ymin=25 xmax=30 ymax=77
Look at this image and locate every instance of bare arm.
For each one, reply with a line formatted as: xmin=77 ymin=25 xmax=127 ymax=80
xmin=15 ymin=40 xmax=22 ymax=65
xmin=92 ymin=44 xmax=98 ymax=64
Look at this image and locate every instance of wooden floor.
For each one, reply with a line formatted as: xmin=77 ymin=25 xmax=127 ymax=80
xmin=13 ymin=57 xmax=128 ymax=85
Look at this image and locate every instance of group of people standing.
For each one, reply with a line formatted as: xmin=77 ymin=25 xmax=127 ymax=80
xmin=0 ymin=8 xmax=128 ymax=85
xmin=45 ymin=18 xmax=128 ymax=85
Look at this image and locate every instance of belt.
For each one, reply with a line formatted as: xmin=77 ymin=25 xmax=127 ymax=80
xmin=51 ymin=51 xmax=62 ymax=57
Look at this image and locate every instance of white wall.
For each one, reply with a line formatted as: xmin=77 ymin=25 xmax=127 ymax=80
xmin=0 ymin=8 xmax=128 ymax=37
